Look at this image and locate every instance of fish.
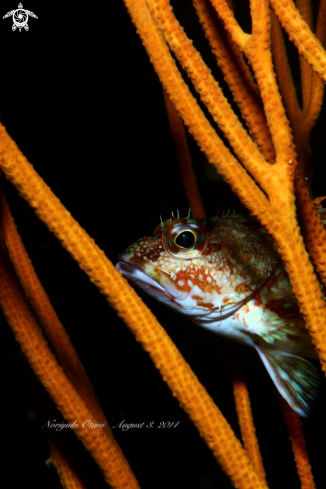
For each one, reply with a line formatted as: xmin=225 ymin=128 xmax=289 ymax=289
xmin=116 ymin=212 xmax=321 ymax=417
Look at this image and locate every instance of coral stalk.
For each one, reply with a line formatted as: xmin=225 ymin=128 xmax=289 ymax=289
xmin=0 ymin=122 xmax=267 ymax=487
xmin=0 ymin=219 xmax=140 ymax=488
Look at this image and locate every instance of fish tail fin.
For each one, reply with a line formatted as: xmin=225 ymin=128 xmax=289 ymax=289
xmin=255 ymin=347 xmax=320 ymax=417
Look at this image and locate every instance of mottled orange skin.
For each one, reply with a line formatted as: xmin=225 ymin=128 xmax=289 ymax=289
xmin=123 ymin=215 xmax=276 ymax=301
xmin=118 ymin=214 xmax=315 ymax=353
xmin=117 ymin=214 xmax=320 ymax=416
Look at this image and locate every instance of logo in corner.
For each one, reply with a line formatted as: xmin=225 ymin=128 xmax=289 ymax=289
xmin=3 ymin=3 xmax=38 ymax=32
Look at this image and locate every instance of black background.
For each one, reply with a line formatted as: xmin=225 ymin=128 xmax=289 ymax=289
xmin=0 ymin=1 xmax=326 ymax=488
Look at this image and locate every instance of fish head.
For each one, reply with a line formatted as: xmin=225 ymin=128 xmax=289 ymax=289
xmin=116 ymin=215 xmax=279 ymax=321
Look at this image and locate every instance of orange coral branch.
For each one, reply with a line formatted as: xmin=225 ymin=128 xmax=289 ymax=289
xmin=271 ymin=12 xmax=302 ymax=132
xmin=301 ymin=0 xmax=326 ymax=135
xmin=1 ymin=0 xmax=325 ymax=486
xmin=47 ymin=438 xmax=88 ymax=489
xmin=193 ymin=0 xmax=275 ymax=162
xmin=163 ymin=90 xmax=206 ymax=219
xmin=270 ymin=0 xmax=326 ymax=82
xmin=0 ymin=221 xmax=140 ymax=488
xmin=316 ymin=0 xmax=326 ymax=48
xmin=165 ymin=82 xmax=265 ymax=485
xmin=269 ymin=1 xmax=326 ymax=291
xmin=270 ymin=12 xmax=312 ymax=178
xmin=209 ymin=0 xmax=296 ymax=210
xmin=278 ymin=394 xmax=316 ymax=489
xmin=209 ymin=0 xmax=250 ymax=49
xmin=165 ymin=83 xmax=268 ymax=486
xmin=271 ymin=1 xmax=324 ymax=179
xmin=124 ymin=0 xmax=276 ymax=211
xmin=122 ymin=0 xmax=326 ymax=379
xmin=23 ymin=351 xmax=88 ymax=489
xmin=0 ymin=188 xmax=108 ymax=429
xmin=296 ymin=0 xmax=314 ymax=114
xmin=295 ymin=180 xmax=326 ymax=289
xmin=148 ymin=0 xmax=272 ymax=193
xmin=228 ymin=343 xmax=267 ymax=484
xmin=245 ymin=0 xmax=295 ymax=173
xmin=0 ymin=121 xmax=268 ymax=488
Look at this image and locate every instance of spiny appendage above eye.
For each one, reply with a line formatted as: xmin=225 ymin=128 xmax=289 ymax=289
xmin=162 ymin=218 xmax=207 ymax=259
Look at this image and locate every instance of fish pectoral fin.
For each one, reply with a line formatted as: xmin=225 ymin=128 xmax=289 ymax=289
xmin=255 ymin=347 xmax=320 ymax=417
xmin=255 ymin=312 xmax=307 ymax=345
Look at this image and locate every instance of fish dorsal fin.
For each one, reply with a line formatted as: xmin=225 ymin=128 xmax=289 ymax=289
xmin=255 ymin=347 xmax=320 ymax=417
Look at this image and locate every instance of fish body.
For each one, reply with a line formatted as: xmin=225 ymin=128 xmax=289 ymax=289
xmin=116 ymin=214 xmax=320 ymax=416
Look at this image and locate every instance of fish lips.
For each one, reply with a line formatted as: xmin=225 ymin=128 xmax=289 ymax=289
xmin=116 ymin=253 xmax=190 ymax=302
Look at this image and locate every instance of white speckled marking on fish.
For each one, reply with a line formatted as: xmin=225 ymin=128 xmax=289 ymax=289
xmin=117 ymin=213 xmax=321 ymax=417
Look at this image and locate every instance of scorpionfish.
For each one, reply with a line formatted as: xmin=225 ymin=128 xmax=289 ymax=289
xmin=116 ymin=213 xmax=320 ymax=416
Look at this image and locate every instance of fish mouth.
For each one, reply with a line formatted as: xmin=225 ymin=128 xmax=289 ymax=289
xmin=117 ymin=254 xmax=280 ymax=321
xmin=116 ymin=261 xmax=167 ymax=297
xmin=116 ymin=253 xmax=190 ymax=302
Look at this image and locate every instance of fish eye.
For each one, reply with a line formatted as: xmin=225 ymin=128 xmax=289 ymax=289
xmin=174 ymin=230 xmax=196 ymax=249
xmin=162 ymin=219 xmax=207 ymax=259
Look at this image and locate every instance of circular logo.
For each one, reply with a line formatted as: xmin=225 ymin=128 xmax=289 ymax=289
xmin=13 ymin=8 xmax=28 ymax=30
